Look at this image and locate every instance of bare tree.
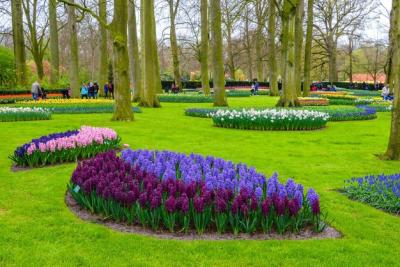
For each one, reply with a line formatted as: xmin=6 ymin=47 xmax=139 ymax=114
xmin=313 ymin=0 xmax=376 ymax=83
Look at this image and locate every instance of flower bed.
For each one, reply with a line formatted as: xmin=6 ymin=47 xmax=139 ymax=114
xmin=10 ymin=126 xmax=120 ymax=168
xmin=68 ymin=150 xmax=326 ymax=235
xmin=344 ymin=173 xmax=400 ymax=214
xmin=299 ymin=97 xmax=329 ymax=106
xmin=211 ymin=109 xmax=329 ymax=131
xmin=226 ymin=90 xmax=251 ymax=97
xmin=310 ymin=91 xmax=348 ymax=97
xmin=0 ymin=93 xmax=62 ymax=100
xmin=17 ymin=99 xmax=115 ymax=105
xmin=47 ymin=106 xmax=142 ymax=114
xmin=158 ymin=94 xmax=213 ymax=103
xmin=304 ymin=106 xmax=377 ymax=121
xmin=0 ymin=107 xmax=51 ymax=122
xmin=359 ymin=104 xmax=392 ymax=112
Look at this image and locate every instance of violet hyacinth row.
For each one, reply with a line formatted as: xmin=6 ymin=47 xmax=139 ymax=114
xmin=69 ymin=150 xmax=325 ymax=234
xmin=10 ymin=126 xmax=121 ymax=167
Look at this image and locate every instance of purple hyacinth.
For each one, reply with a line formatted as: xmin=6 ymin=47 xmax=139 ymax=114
xmin=165 ymin=196 xmax=176 ymax=213
xmin=215 ymin=197 xmax=227 ymax=213
xmin=261 ymin=198 xmax=272 ymax=215
xmin=275 ymin=197 xmax=286 ymax=216
xmin=254 ymin=187 xmax=263 ymax=201
xmin=287 ymin=198 xmax=300 ymax=216
xmin=307 ymin=188 xmax=320 ymax=215
xmin=193 ymin=196 xmax=205 ymax=213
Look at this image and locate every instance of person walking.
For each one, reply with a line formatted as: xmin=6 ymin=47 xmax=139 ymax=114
xmin=31 ymin=81 xmax=41 ymax=101
xmin=104 ymin=83 xmax=109 ymax=98
xmin=93 ymin=82 xmax=99 ymax=99
xmin=108 ymin=82 xmax=114 ymax=99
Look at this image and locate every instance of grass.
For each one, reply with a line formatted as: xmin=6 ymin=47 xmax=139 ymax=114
xmin=0 ymin=96 xmax=399 ymax=266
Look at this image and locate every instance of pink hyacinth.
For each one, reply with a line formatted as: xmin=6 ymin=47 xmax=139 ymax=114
xmin=28 ymin=126 xmax=118 ymax=154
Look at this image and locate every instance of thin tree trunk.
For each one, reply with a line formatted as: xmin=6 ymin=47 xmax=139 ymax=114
xmin=49 ymin=0 xmax=59 ymax=85
xmin=98 ymin=0 xmax=108 ymax=93
xmin=277 ymin=0 xmax=299 ymax=107
xmin=168 ymin=0 xmax=182 ymax=91
xmin=268 ymin=0 xmax=278 ymax=96
xmin=111 ymin=0 xmax=134 ymax=120
xmin=294 ymin=0 xmax=304 ymax=96
xmin=328 ymin=35 xmax=338 ymax=83
xmin=67 ymin=0 xmax=80 ymax=97
xmin=385 ymin=0 xmax=400 ymax=160
xmin=200 ymin=0 xmax=210 ymax=95
xmin=227 ymin=28 xmax=236 ymax=79
xmin=210 ymin=0 xmax=228 ymax=106
xmin=128 ymin=0 xmax=143 ymax=102
xmin=303 ymin=0 xmax=313 ymax=96
xmin=349 ymin=39 xmax=353 ymax=83
xmin=11 ymin=0 xmax=27 ymax=86
xmin=244 ymin=7 xmax=252 ymax=81
xmin=140 ymin=0 xmax=161 ymax=107
xmin=256 ymin=26 xmax=263 ymax=81
xmin=152 ymin=0 xmax=163 ymax=94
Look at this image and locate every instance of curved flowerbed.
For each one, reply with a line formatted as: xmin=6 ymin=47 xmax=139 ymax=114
xmin=10 ymin=126 xmax=120 ymax=168
xmin=68 ymin=150 xmax=326 ymax=235
xmin=186 ymin=106 xmax=377 ymax=122
xmin=344 ymin=173 xmax=400 ymax=214
xmin=211 ymin=109 xmax=329 ymax=130
xmin=0 ymin=107 xmax=51 ymax=122
xmin=298 ymin=97 xmax=329 ymax=106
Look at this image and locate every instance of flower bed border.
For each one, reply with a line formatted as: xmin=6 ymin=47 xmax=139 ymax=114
xmin=65 ymin=192 xmax=341 ymax=240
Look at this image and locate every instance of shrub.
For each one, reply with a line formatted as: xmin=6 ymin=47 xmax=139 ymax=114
xmin=211 ymin=109 xmax=329 ymax=131
xmin=158 ymin=94 xmax=213 ymax=103
xmin=9 ymin=126 xmax=120 ymax=168
xmin=0 ymin=107 xmax=51 ymax=122
xmin=68 ymin=150 xmax=326 ymax=234
xmin=344 ymin=173 xmax=400 ymax=214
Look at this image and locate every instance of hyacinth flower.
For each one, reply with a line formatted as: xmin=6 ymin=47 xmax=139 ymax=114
xmin=10 ymin=126 xmax=120 ymax=168
xmin=344 ymin=173 xmax=400 ymax=214
xmin=69 ymin=150 xmax=326 ymax=235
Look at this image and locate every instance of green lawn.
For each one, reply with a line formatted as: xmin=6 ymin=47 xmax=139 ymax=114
xmin=0 ymin=96 xmax=399 ymax=266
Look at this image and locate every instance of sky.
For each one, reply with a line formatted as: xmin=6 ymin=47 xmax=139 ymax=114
xmin=365 ymin=0 xmax=392 ymax=41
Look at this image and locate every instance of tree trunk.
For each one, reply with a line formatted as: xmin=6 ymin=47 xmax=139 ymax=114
xmin=255 ymin=26 xmax=263 ymax=81
xmin=294 ymin=0 xmax=304 ymax=96
xmin=128 ymin=0 xmax=143 ymax=102
xmin=277 ymin=0 xmax=299 ymax=107
xmin=67 ymin=0 xmax=80 ymax=97
xmin=140 ymin=0 xmax=161 ymax=107
xmin=33 ymin=54 xmax=44 ymax=81
xmin=244 ymin=7 xmax=253 ymax=81
xmin=110 ymin=0 xmax=134 ymax=121
xmin=49 ymin=0 xmax=59 ymax=85
xmin=303 ymin=0 xmax=313 ymax=96
xmin=98 ymin=0 xmax=108 ymax=92
xmin=227 ymin=28 xmax=236 ymax=79
xmin=11 ymin=0 xmax=27 ymax=86
xmin=168 ymin=0 xmax=182 ymax=91
xmin=349 ymin=37 xmax=353 ymax=83
xmin=268 ymin=0 xmax=278 ymax=96
xmin=328 ymin=35 xmax=338 ymax=83
xmin=385 ymin=0 xmax=400 ymax=160
xmin=200 ymin=0 xmax=210 ymax=95
xmin=210 ymin=0 xmax=228 ymax=106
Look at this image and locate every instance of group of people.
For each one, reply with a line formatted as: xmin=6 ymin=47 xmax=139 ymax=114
xmin=250 ymin=79 xmax=260 ymax=95
xmin=80 ymin=82 xmax=114 ymax=99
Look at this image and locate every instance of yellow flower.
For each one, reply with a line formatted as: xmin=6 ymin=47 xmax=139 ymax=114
xmin=17 ymin=99 xmax=115 ymax=105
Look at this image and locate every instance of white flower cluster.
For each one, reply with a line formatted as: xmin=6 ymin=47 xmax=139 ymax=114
xmin=0 ymin=107 xmax=50 ymax=114
xmin=355 ymin=98 xmax=374 ymax=103
xmin=212 ymin=108 xmax=330 ymax=121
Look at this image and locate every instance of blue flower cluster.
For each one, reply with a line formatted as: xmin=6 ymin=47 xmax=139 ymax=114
xmin=14 ymin=130 xmax=79 ymax=157
xmin=344 ymin=173 xmax=400 ymax=214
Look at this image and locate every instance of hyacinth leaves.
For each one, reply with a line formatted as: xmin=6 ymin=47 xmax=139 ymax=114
xmin=69 ymin=150 xmax=326 ymax=235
